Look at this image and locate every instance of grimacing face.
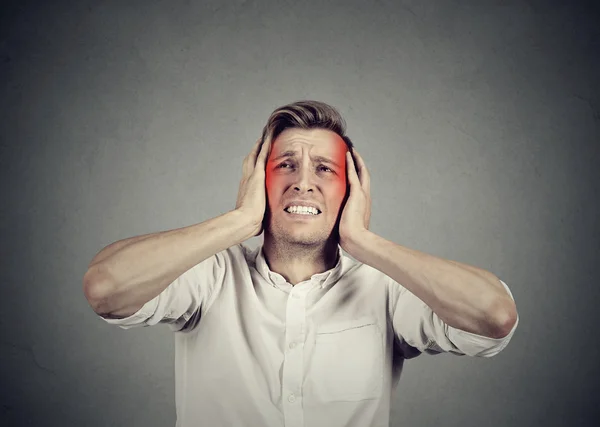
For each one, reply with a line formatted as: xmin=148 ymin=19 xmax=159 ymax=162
xmin=264 ymin=128 xmax=349 ymax=246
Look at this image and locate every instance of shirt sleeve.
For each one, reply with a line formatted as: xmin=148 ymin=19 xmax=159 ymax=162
xmin=391 ymin=277 xmax=519 ymax=358
xmin=98 ymin=247 xmax=232 ymax=332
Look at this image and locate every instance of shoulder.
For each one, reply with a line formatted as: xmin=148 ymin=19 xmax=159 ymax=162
xmin=215 ymin=243 xmax=254 ymax=267
xmin=337 ymin=253 xmax=395 ymax=294
xmin=191 ymin=244 xmax=252 ymax=276
xmin=340 ymin=254 xmax=390 ymax=282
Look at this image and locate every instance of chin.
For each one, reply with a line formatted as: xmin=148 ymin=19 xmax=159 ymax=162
xmin=267 ymin=224 xmax=326 ymax=246
xmin=282 ymin=231 xmax=325 ymax=246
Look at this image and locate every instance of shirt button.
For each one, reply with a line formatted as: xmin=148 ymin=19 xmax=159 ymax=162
xmin=288 ymin=342 xmax=297 ymax=349
xmin=288 ymin=394 xmax=296 ymax=403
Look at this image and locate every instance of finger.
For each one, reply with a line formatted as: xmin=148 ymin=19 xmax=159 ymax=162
xmin=346 ymin=151 xmax=360 ymax=186
xmin=247 ymin=137 xmax=262 ymax=164
xmin=255 ymin=134 xmax=272 ymax=169
xmin=243 ymin=138 xmax=262 ymax=176
xmin=352 ymin=149 xmax=370 ymax=191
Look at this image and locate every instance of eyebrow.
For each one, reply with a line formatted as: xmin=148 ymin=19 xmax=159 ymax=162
xmin=273 ymin=150 xmax=341 ymax=168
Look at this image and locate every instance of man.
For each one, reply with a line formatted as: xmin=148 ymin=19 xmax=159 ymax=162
xmin=83 ymin=100 xmax=519 ymax=427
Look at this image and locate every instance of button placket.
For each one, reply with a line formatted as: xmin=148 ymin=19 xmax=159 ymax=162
xmin=281 ymin=287 xmax=306 ymax=427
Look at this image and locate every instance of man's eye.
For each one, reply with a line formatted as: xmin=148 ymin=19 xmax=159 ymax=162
xmin=278 ymin=163 xmax=292 ymax=169
xmin=318 ymin=165 xmax=333 ymax=173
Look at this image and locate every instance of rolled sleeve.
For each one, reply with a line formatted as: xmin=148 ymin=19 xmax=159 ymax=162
xmin=391 ymin=278 xmax=519 ymax=358
xmin=101 ymin=294 xmax=161 ymax=329
xmin=99 ymin=248 xmax=230 ymax=332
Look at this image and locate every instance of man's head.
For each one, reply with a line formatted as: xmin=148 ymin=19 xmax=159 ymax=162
xmin=260 ymin=100 xmax=354 ymax=247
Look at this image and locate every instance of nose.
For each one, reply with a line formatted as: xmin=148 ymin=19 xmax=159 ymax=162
xmin=293 ymin=164 xmax=314 ymax=193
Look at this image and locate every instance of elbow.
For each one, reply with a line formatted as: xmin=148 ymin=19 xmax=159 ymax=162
xmin=83 ymin=265 xmax=115 ymax=315
xmin=491 ymin=297 xmax=518 ymax=339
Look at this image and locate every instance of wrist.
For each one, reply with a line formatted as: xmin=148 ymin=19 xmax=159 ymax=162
xmin=341 ymin=229 xmax=374 ymax=260
xmin=230 ymin=209 xmax=262 ymax=237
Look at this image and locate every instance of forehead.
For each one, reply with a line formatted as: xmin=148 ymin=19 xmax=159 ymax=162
xmin=271 ymin=128 xmax=346 ymax=155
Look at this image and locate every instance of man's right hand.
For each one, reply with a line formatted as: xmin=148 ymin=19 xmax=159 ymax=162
xmin=235 ymin=135 xmax=272 ymax=237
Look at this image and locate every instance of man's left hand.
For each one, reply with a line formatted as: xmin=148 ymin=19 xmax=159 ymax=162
xmin=339 ymin=148 xmax=371 ymax=252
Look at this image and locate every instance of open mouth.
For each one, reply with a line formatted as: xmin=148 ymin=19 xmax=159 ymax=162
xmin=283 ymin=206 xmax=322 ymax=216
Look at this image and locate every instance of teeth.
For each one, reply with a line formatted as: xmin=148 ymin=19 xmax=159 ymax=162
xmin=285 ymin=205 xmax=319 ymax=215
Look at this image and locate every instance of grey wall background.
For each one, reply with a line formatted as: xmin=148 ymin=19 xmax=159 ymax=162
xmin=1 ymin=0 xmax=598 ymax=426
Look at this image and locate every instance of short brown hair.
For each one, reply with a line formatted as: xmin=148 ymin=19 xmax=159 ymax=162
xmin=260 ymin=100 xmax=354 ymax=150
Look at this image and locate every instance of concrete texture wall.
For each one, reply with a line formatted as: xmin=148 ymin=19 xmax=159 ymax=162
xmin=1 ymin=0 xmax=598 ymax=426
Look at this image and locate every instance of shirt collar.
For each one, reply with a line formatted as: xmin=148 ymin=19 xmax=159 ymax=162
xmin=254 ymin=243 xmax=345 ymax=291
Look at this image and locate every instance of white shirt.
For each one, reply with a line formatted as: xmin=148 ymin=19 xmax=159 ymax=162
xmin=101 ymin=243 xmax=518 ymax=427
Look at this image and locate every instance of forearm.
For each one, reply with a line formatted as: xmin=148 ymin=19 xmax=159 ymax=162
xmin=83 ymin=210 xmax=256 ymax=317
xmin=347 ymin=231 xmax=517 ymax=339
xmin=87 ymin=232 xmax=162 ymax=268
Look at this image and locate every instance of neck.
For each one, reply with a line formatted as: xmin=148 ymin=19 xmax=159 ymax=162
xmin=262 ymin=234 xmax=339 ymax=285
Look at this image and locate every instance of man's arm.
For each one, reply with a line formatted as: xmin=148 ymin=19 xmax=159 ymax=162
xmin=83 ymin=136 xmax=272 ymax=319
xmin=87 ymin=232 xmax=164 ymax=269
xmin=339 ymin=148 xmax=517 ymax=340
xmin=83 ymin=210 xmax=257 ymax=319
xmin=347 ymin=231 xmax=518 ymax=339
